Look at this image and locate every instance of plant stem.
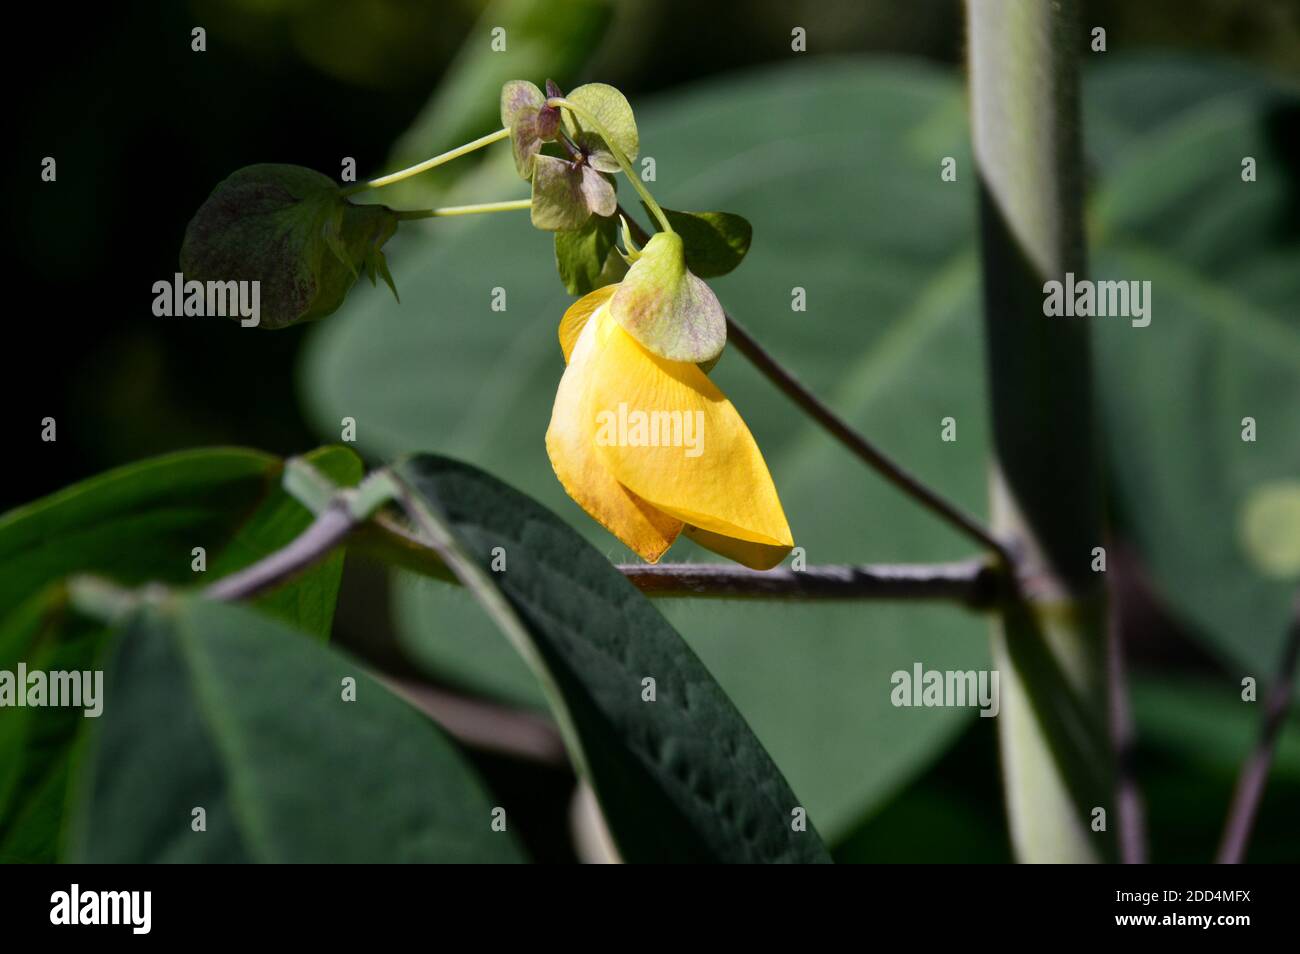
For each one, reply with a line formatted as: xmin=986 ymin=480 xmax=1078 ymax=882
xmin=550 ymin=97 xmax=674 ymax=234
xmin=619 ymin=559 xmax=998 ymax=608
xmin=967 ymin=0 xmax=1113 ymax=862
xmin=617 ymin=204 xmax=1010 ymax=565
xmin=1216 ymin=588 xmax=1300 ymax=864
xmin=726 ymin=310 xmax=1011 ymax=565
xmin=397 ymin=199 xmax=531 ymax=220
xmin=344 ymin=127 xmax=510 ymax=194
xmin=205 ymin=501 xmax=356 ymax=602
xmin=381 ymin=676 xmax=567 ymax=765
xmin=1107 ymin=595 xmax=1147 ymax=863
xmin=203 ymin=490 xmax=1002 ymax=607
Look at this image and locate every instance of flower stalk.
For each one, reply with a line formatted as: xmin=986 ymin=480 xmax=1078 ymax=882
xmin=396 ymin=199 xmax=532 ymax=220
xmin=344 ymin=126 xmax=511 ymax=194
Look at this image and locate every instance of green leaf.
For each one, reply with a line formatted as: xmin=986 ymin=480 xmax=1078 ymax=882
xmin=180 ymin=164 xmax=399 ymax=330
xmin=0 ymin=448 xmax=276 ymax=618
xmin=554 ymin=214 xmax=625 ymax=294
xmin=1088 ymin=73 xmax=1300 ymax=672
xmin=391 ymin=454 xmax=830 ymax=862
xmin=0 ymin=446 xmax=362 ymax=860
xmin=561 ymin=82 xmax=639 ymax=173
xmin=529 ymin=155 xmax=616 ymax=231
xmin=500 ymin=79 xmax=548 ymax=178
xmin=68 ymin=596 xmax=522 ymax=862
xmin=0 ymin=446 xmax=363 ymax=628
xmin=0 ymin=586 xmax=100 ymax=862
xmin=652 ymin=206 xmax=753 ymax=278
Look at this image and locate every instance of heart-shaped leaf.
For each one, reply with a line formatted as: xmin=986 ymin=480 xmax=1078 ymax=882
xmin=180 ymin=164 xmax=399 ymax=329
xmin=561 ymin=82 xmax=639 ymax=173
xmin=529 ymin=155 xmax=616 ymax=231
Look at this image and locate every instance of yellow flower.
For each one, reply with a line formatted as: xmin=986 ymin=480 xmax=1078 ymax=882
xmin=546 ymin=283 xmax=794 ymax=570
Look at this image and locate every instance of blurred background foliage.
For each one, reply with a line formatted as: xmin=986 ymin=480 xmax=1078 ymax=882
xmin=6 ymin=0 xmax=1298 ymax=862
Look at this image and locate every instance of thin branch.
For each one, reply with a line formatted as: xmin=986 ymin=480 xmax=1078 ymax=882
xmin=381 ymin=676 xmax=567 ymax=766
xmin=1106 ymin=592 xmax=1147 ymax=863
xmin=347 ymin=126 xmax=510 ymax=193
xmin=1216 ymin=588 xmax=1300 ymax=864
xmin=619 ymin=559 xmax=998 ymax=608
xmin=205 ymin=491 xmax=999 ymax=609
xmin=725 ymin=314 xmax=1011 ymax=565
xmin=205 ymin=501 xmax=356 ymax=602
xmin=615 ymin=205 xmax=1010 ymax=567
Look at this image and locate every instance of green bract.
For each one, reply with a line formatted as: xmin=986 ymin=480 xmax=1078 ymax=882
xmin=180 ymin=164 xmax=399 ymax=330
xmin=609 ymin=231 xmax=726 ymax=363
xmin=500 ymin=80 xmax=559 ymax=179
xmin=529 ymin=155 xmax=617 ymax=231
xmin=560 ymin=82 xmax=639 ymax=173
xmin=653 ymin=206 xmax=753 ymax=278
xmin=554 ymin=215 xmax=627 ymax=294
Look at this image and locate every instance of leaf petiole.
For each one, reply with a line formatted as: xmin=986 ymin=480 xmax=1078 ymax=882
xmin=345 ymin=127 xmax=511 ymax=194
xmin=396 ymin=199 xmax=532 ymax=220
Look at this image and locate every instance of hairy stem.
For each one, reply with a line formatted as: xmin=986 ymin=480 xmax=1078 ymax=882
xmin=203 ymin=488 xmax=1002 ymax=608
xmin=620 ymin=559 xmax=998 ymax=608
xmin=1216 ymin=588 xmax=1300 ymax=864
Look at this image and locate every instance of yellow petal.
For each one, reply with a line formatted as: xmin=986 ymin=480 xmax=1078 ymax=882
xmin=585 ymin=308 xmax=793 ymax=567
xmin=682 ymin=525 xmax=791 ymax=572
xmin=559 ymin=284 xmax=617 ymax=363
xmin=546 ymin=305 xmax=682 ymax=562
